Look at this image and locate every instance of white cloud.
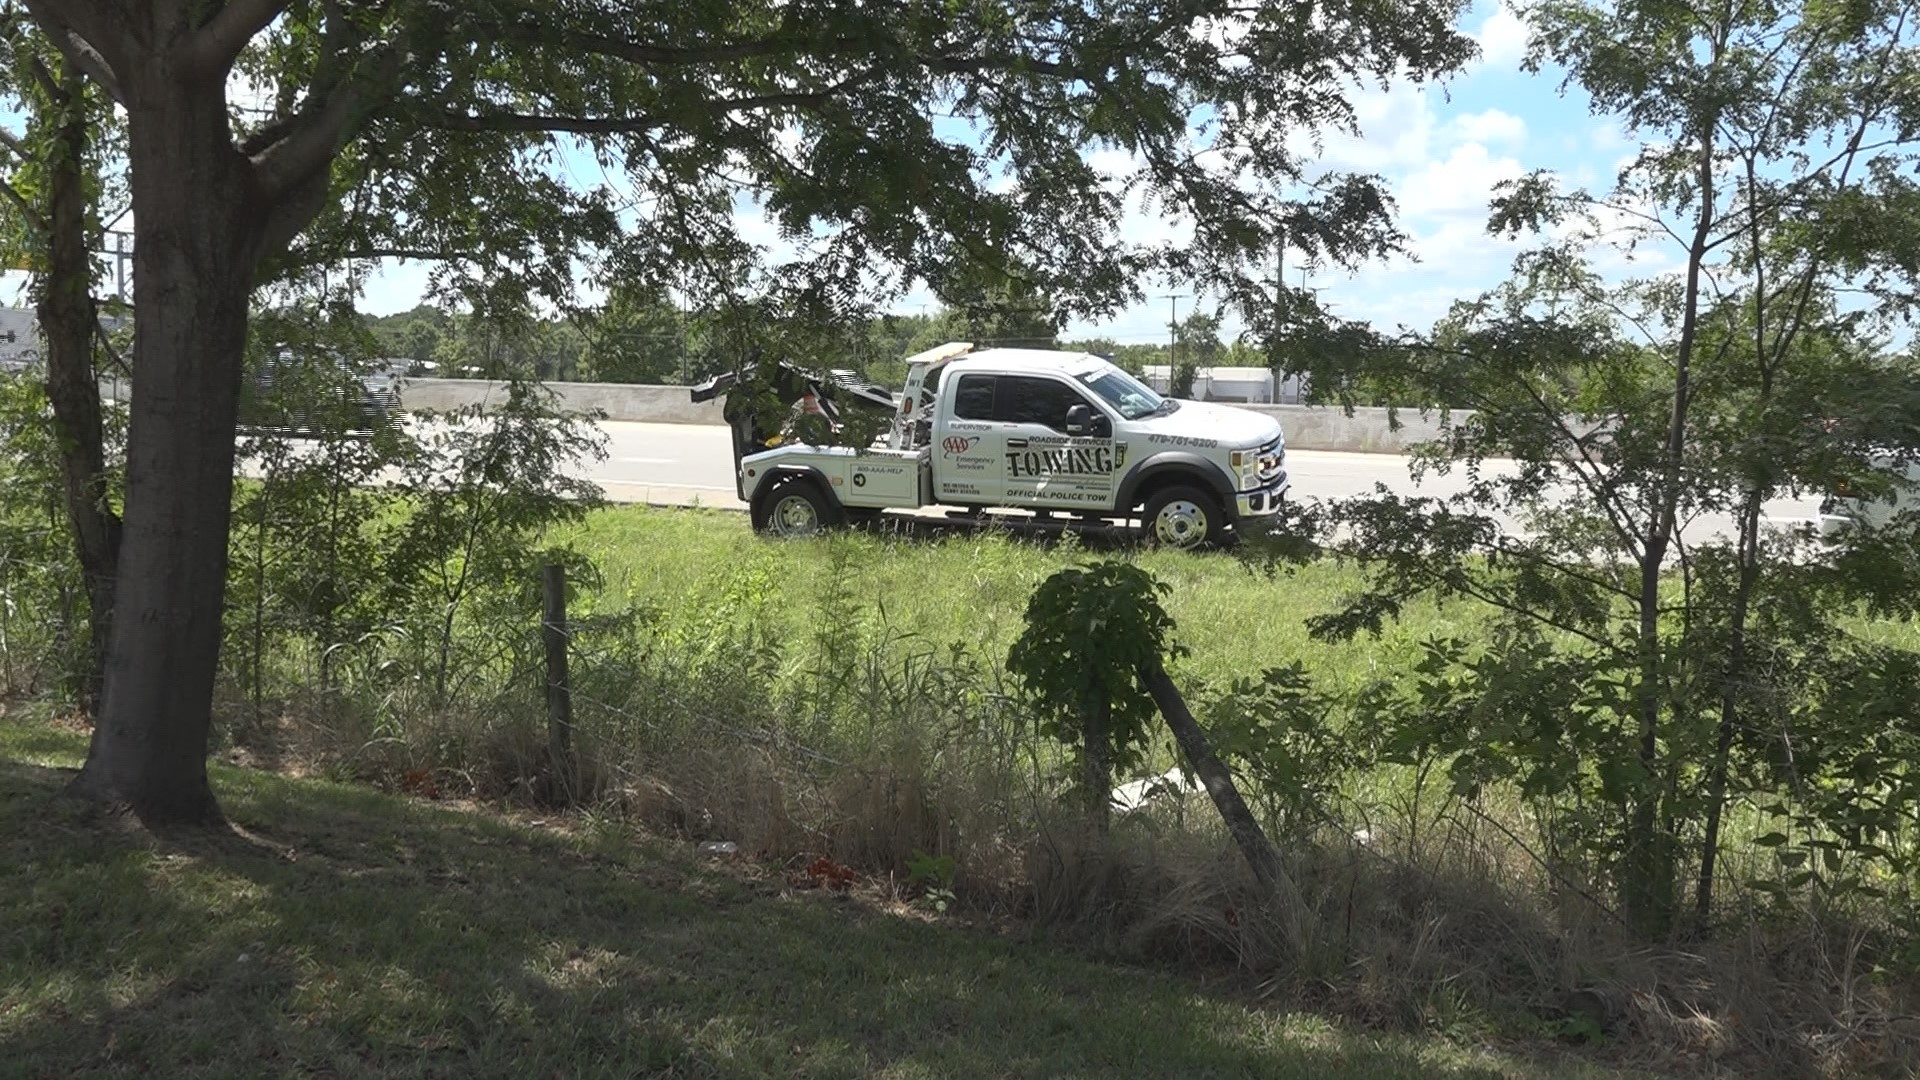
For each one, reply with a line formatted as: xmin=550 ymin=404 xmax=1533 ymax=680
xmin=359 ymin=260 xmax=435 ymax=317
xmin=1395 ymin=143 xmax=1527 ymax=220
xmin=1473 ymin=0 xmax=1531 ymax=73
xmin=1086 ymin=148 xmax=1140 ymax=182
xmin=1295 ymin=80 xmax=1439 ymax=173
xmin=730 ymin=208 xmax=781 ymax=250
xmin=1317 ymin=216 xmax=1525 ymax=332
xmin=1449 ymin=109 xmax=1527 ymax=146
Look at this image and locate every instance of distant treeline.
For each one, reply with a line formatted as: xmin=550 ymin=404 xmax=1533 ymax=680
xmin=361 ymin=301 xmax=1273 ymax=388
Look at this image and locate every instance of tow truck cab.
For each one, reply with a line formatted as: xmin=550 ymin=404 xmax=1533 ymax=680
xmin=705 ymin=342 xmax=1290 ymax=549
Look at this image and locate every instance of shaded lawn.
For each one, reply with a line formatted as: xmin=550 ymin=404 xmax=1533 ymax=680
xmin=0 ymin=720 xmax=1639 ymax=1080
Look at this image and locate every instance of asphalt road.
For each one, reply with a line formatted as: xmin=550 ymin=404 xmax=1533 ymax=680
xmin=581 ymin=420 xmax=1828 ymax=544
xmin=237 ymin=417 xmax=1827 ymax=545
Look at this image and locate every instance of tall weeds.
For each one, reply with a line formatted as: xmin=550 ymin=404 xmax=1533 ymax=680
xmin=3 ymin=355 xmax=1914 ymax=1074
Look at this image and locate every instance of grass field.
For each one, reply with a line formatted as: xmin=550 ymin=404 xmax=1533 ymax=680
xmin=560 ymin=506 xmax=1470 ymax=694
xmin=0 ymin=718 xmax=1644 ymax=1080
xmin=563 ymin=502 xmax=1920 ymax=694
xmin=7 ymin=505 xmax=1911 ymax=1078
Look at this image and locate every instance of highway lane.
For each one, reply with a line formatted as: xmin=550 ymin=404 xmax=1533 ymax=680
xmin=589 ymin=420 xmax=1475 ymax=503
xmin=236 ymin=417 xmax=1828 ymax=545
xmin=581 ymin=421 xmax=1828 ymax=543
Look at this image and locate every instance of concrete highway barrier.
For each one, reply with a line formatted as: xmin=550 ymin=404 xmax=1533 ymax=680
xmin=99 ymin=375 xmax=1470 ymax=455
xmin=1247 ymin=402 xmax=1462 ymax=455
xmin=399 ymin=378 xmax=730 ymax=426
xmin=396 ymin=378 xmax=1466 ymax=455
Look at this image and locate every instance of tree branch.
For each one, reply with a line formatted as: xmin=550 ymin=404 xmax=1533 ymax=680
xmin=0 ymin=126 xmax=30 ymax=162
xmin=19 ymin=2 xmax=124 ymax=104
xmin=0 ymin=176 xmax=47 ymax=234
xmin=47 ymin=28 xmax=120 ymax=104
xmin=503 ymin=17 xmax=1096 ymax=83
xmin=424 ymin=87 xmax=851 ymax=135
xmin=180 ymin=0 xmax=293 ymax=81
xmin=93 ymin=317 xmax=130 ymax=377
xmin=27 ymin=53 xmax=63 ymax=100
xmin=280 ymin=245 xmax=480 ymax=270
xmin=498 ymin=19 xmax=865 ymax=67
xmin=252 ymin=46 xmax=406 ymax=202
xmin=427 ymin=111 xmax=661 ymax=135
xmin=422 ymin=53 xmax=900 ymax=140
xmin=929 ymin=53 xmax=1081 ymax=79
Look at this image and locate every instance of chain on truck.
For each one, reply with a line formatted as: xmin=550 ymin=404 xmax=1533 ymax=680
xmin=689 ymin=341 xmax=1290 ymax=550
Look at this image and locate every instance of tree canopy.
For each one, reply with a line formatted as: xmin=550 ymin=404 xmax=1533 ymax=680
xmin=13 ymin=0 xmax=1479 ymax=822
xmin=1264 ymin=0 xmax=1920 ymax=936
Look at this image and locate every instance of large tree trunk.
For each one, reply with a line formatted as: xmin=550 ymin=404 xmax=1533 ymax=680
xmin=38 ymin=62 xmax=121 ymax=719
xmin=66 ymin=70 xmax=267 ymax=825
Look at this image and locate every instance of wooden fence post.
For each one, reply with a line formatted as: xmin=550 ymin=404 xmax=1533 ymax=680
xmin=542 ymin=562 xmax=576 ymax=806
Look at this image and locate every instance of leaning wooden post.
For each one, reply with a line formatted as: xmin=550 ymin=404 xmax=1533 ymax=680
xmin=1141 ymin=657 xmax=1309 ymax=960
xmin=541 ymin=563 xmax=577 ymax=806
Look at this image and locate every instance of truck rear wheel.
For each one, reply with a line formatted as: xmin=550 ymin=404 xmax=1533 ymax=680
xmin=1142 ymin=484 xmax=1225 ymax=550
xmin=752 ymin=477 xmax=841 ymax=538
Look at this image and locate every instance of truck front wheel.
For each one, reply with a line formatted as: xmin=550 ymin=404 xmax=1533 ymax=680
xmin=752 ymin=477 xmax=841 ymax=538
xmin=1142 ymin=484 xmax=1225 ymax=550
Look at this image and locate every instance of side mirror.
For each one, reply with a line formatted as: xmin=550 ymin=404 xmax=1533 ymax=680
xmin=1065 ymin=402 xmax=1094 ymax=436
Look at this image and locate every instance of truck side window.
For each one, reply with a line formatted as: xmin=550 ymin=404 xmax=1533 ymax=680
xmin=953 ymin=374 xmax=996 ymax=420
xmin=997 ymin=376 xmax=1088 ymax=432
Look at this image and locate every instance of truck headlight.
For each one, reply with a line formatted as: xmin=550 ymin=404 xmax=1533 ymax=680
xmin=1229 ymin=449 xmax=1259 ymax=489
xmin=1231 ymin=442 xmax=1284 ymax=489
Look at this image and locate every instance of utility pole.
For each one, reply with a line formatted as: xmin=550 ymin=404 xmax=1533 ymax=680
xmin=1275 ymin=231 xmax=1285 ymax=327
xmin=1273 ymin=230 xmax=1286 ymax=395
xmin=1162 ymin=291 xmax=1184 ymax=359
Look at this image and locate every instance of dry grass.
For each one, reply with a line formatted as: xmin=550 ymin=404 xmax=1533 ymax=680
xmin=225 ymin=684 xmax=1920 ymax=1078
xmin=6 ymin=715 xmax=1653 ymax=1080
xmin=173 ymin=506 xmax=1920 ymax=1078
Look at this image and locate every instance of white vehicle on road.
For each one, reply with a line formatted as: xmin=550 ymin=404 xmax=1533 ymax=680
xmin=1819 ymin=449 xmax=1920 ymax=537
xmin=694 ymin=342 xmax=1289 ymax=549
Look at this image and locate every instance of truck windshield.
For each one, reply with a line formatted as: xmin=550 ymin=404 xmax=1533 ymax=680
xmin=1077 ymin=366 xmax=1167 ymax=420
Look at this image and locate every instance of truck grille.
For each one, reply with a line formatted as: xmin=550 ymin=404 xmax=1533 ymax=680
xmin=1255 ymin=435 xmax=1284 ymax=482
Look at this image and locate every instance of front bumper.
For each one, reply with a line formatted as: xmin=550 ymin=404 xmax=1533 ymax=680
xmin=1235 ymin=471 xmax=1290 ymax=519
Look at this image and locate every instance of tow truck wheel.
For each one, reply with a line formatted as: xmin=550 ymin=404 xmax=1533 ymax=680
xmin=753 ymin=478 xmax=840 ymax=538
xmin=1142 ymin=485 xmax=1224 ymax=550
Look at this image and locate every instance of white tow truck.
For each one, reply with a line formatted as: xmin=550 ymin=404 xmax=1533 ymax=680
xmin=691 ymin=342 xmax=1289 ymax=549
xmin=1819 ymin=450 xmax=1920 ymax=537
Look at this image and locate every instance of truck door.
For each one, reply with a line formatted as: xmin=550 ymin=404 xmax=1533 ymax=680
xmin=995 ymin=375 xmax=1123 ymax=511
xmin=932 ymin=372 xmax=1004 ymax=505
